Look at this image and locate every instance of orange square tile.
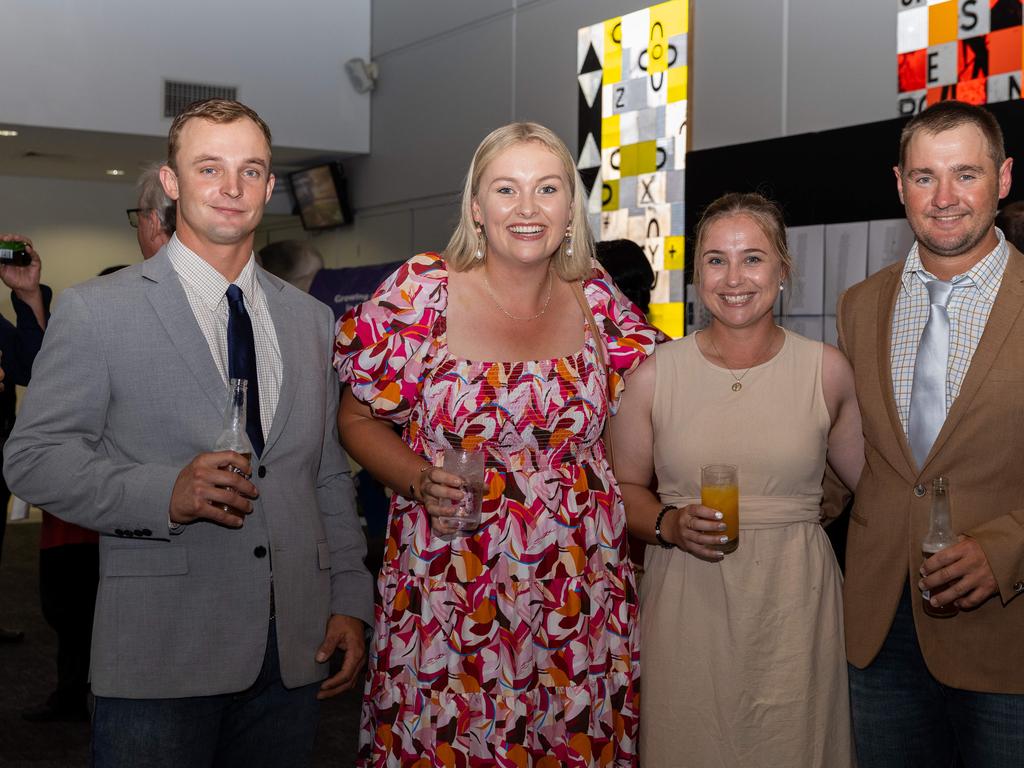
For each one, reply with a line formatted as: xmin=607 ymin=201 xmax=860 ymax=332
xmin=928 ymin=1 xmax=958 ymax=46
xmin=927 ymin=85 xmax=949 ymax=107
xmin=988 ymin=27 xmax=1022 ymax=75
xmin=957 ymin=77 xmax=987 ymax=105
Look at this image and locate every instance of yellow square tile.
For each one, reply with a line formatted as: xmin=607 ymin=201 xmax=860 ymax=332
xmin=602 ymin=179 xmax=620 ymax=212
xmin=649 ymin=302 xmax=683 ymax=339
xmin=650 ymin=0 xmax=687 ymax=39
xmin=928 ymin=1 xmax=957 ymax=47
xmin=664 ymin=236 xmax=684 ymax=270
xmin=604 ymin=18 xmax=622 ymax=84
xmin=602 ymin=115 xmax=620 ymax=148
xmin=668 ymin=66 xmax=688 ymax=103
xmin=637 ymin=141 xmax=658 ymax=174
xmin=619 ymin=143 xmax=639 ymax=176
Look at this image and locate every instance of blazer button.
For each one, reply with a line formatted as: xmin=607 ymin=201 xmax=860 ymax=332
xmin=254 ymin=545 xmax=267 ymax=558
xmin=133 ymin=529 xmax=144 ymax=537
xmin=142 ymin=529 xmax=152 ymax=537
xmin=115 ymin=529 xmax=124 ymax=537
xmin=914 ymin=484 xmax=926 ymax=498
xmin=257 ymin=466 xmax=267 ymax=478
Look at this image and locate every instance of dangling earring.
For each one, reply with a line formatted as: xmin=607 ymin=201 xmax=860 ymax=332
xmin=474 ymin=223 xmax=485 ymax=261
xmin=563 ymin=225 xmax=573 ymax=257
xmin=779 ymin=281 xmax=785 ymax=291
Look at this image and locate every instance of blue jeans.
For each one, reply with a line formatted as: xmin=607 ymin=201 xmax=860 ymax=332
xmin=849 ymin=584 xmax=1024 ymax=768
xmin=91 ymin=620 xmax=320 ymax=768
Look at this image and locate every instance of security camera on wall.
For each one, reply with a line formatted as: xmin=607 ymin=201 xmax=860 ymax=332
xmin=345 ymin=58 xmax=378 ymax=94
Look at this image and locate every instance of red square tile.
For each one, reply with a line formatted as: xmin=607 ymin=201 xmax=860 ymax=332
xmin=899 ymin=50 xmax=928 ymax=91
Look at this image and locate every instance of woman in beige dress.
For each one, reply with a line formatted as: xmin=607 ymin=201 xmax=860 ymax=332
xmin=612 ymin=192 xmax=863 ymax=767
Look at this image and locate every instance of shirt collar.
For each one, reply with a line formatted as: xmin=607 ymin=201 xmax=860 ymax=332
xmin=166 ymin=234 xmax=258 ymax=310
xmin=900 ymin=229 xmax=1008 ymax=303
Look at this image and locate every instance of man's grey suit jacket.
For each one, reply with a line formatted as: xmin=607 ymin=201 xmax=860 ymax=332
xmin=3 ymin=248 xmax=373 ymax=698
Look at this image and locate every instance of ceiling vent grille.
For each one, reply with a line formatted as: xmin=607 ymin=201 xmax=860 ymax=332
xmin=164 ymin=81 xmax=239 ymax=117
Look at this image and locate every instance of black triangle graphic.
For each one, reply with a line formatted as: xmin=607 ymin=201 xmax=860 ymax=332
xmin=580 ymin=44 xmax=602 ymax=75
xmin=580 ymin=166 xmax=600 ymax=196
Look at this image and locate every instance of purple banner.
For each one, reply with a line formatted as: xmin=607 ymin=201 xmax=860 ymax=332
xmin=308 ymin=261 xmax=405 ymax=320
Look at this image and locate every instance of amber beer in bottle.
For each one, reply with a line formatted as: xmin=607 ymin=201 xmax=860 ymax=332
xmin=921 ymin=476 xmax=958 ymax=618
xmin=214 ymin=378 xmax=254 ymax=516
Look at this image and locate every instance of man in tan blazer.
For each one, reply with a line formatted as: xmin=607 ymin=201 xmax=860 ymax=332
xmin=838 ymin=100 xmax=1024 ymax=766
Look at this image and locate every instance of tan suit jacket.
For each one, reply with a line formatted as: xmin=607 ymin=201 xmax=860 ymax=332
xmin=837 ymin=243 xmax=1024 ymax=694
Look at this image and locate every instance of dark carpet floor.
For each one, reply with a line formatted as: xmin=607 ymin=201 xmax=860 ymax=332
xmin=0 ymin=521 xmax=364 ymax=768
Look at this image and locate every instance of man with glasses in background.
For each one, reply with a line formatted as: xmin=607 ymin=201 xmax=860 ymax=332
xmin=127 ymin=162 xmax=175 ymax=260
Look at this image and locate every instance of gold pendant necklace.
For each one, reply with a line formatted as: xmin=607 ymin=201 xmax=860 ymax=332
xmin=704 ymin=329 xmax=777 ymax=392
xmin=483 ymin=268 xmax=553 ymax=322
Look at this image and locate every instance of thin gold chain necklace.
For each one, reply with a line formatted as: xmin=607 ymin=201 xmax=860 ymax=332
xmin=703 ymin=328 xmax=778 ymax=392
xmin=482 ymin=268 xmax=554 ymax=322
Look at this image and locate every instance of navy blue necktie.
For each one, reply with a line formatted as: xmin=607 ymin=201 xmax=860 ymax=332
xmin=226 ymin=284 xmax=264 ymax=457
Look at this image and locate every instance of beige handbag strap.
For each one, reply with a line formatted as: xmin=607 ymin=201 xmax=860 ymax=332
xmin=571 ymin=280 xmax=615 ymax=469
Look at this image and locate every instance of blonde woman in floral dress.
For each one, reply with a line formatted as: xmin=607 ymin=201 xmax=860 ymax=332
xmin=334 ymin=123 xmax=661 ymax=766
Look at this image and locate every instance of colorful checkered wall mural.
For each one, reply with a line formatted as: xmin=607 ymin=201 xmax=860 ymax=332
xmin=898 ymin=0 xmax=1023 ymax=115
xmin=577 ymin=0 xmax=689 ymax=337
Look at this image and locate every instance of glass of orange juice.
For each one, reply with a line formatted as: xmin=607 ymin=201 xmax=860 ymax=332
xmin=701 ymin=464 xmax=738 ymax=554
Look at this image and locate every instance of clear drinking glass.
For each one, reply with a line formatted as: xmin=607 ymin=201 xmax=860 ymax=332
xmin=439 ymin=447 xmax=485 ymax=532
xmin=702 ymin=463 xmax=739 ymax=554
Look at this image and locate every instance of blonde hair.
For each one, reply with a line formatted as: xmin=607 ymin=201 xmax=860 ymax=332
xmin=444 ymin=122 xmax=593 ymax=280
xmin=693 ymin=192 xmax=792 ymax=284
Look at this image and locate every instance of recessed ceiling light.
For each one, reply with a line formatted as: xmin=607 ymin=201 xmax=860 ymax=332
xmin=105 ymin=169 xmax=126 ymax=176
xmin=0 ymin=130 xmax=17 ymax=137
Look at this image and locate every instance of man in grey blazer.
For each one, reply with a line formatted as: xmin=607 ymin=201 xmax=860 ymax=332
xmin=3 ymin=99 xmax=373 ymax=767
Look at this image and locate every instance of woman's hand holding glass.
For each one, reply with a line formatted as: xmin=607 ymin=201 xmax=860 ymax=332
xmin=662 ymin=504 xmax=729 ymax=562
xmin=415 ymin=464 xmax=474 ymax=536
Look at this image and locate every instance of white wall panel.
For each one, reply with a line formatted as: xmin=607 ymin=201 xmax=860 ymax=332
xmin=787 ymin=0 xmax=894 ymax=134
xmin=1 ymin=1 xmax=370 ymax=153
xmin=372 ymin=0 xmax=512 ymax=57
xmin=691 ymin=0 xmax=785 ymax=150
xmin=350 ymin=18 xmax=514 ymax=209
xmin=413 ymin=202 xmax=461 ymax=255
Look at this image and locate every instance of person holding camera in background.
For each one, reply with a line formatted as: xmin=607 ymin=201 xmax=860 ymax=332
xmin=0 ymin=233 xmax=50 ymax=642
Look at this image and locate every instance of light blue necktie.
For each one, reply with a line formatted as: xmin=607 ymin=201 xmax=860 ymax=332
xmin=908 ymin=275 xmax=954 ymax=467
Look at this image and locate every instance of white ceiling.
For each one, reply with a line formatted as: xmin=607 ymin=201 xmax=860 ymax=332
xmin=0 ymin=122 xmax=355 ymax=185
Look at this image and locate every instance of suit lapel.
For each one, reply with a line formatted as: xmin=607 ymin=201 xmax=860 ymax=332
xmin=923 ymin=246 xmax=1024 ymax=468
xmin=874 ymin=267 xmax=920 ymax=481
xmin=259 ymin=270 xmax=298 ymax=457
xmin=143 ymin=252 xmax=227 ymax=416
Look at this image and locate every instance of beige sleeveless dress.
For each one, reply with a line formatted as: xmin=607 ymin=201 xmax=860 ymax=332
xmin=639 ymin=329 xmax=853 ymax=767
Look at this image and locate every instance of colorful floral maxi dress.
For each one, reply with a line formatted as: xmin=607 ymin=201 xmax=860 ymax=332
xmin=334 ymin=253 xmax=660 ymax=767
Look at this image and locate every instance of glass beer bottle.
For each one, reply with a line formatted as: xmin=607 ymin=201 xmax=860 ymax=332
xmin=214 ymin=378 xmax=254 ymax=515
xmin=921 ymin=476 xmax=958 ymax=618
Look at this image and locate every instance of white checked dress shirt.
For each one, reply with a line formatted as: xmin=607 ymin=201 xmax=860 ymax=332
xmin=166 ymin=235 xmax=282 ymax=439
xmin=890 ymin=230 xmax=1009 ymax=436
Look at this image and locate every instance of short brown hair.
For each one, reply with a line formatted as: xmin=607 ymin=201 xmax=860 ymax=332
xmin=898 ymin=100 xmax=1005 ymax=171
xmin=693 ymin=192 xmax=792 ymax=284
xmin=166 ymin=98 xmax=273 ymax=171
xmin=444 ymin=122 xmax=593 ymax=281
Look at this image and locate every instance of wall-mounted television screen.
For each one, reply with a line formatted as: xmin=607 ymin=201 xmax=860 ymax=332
xmin=289 ymin=162 xmax=353 ymax=230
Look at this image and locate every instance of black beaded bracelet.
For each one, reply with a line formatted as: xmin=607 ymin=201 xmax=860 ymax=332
xmin=654 ymin=505 xmax=675 ymax=549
